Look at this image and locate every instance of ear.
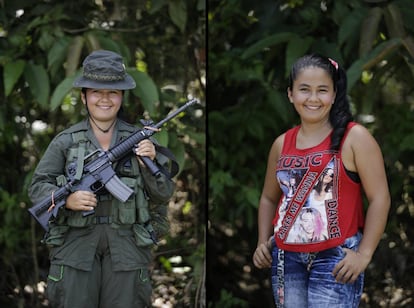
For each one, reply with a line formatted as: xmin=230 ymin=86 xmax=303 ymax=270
xmin=287 ymin=87 xmax=293 ymax=103
xmin=80 ymin=91 xmax=87 ymax=105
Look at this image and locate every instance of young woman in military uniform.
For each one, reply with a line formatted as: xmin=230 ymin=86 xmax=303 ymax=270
xmin=28 ymin=50 xmax=175 ymax=308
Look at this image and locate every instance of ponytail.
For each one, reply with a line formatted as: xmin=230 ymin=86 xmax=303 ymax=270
xmin=329 ymin=66 xmax=353 ymax=151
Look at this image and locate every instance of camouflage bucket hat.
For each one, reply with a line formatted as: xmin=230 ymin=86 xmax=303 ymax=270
xmin=73 ymin=50 xmax=136 ymax=90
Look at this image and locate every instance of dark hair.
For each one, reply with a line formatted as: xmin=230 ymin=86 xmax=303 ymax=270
xmin=288 ymin=54 xmax=353 ymax=151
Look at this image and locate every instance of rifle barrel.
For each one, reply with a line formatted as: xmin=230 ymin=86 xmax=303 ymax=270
xmin=107 ymin=99 xmax=198 ymax=161
xmin=154 ymin=98 xmax=198 ymax=129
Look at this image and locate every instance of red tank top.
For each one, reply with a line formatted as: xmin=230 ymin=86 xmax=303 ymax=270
xmin=272 ymin=123 xmax=364 ymax=252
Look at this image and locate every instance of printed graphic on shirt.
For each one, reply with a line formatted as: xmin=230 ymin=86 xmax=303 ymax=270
xmin=275 ymin=156 xmax=338 ymax=244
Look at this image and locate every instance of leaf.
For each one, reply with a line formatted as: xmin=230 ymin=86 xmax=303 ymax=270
xmin=384 ymin=3 xmax=406 ymax=38
xmin=128 ymin=70 xmax=159 ymax=114
xmin=186 ymin=130 xmax=205 ymax=145
xmin=311 ymin=38 xmax=342 ymax=62
xmin=338 ymin=8 xmax=367 ymax=47
xmin=245 ymin=187 xmax=260 ymax=207
xmin=347 ymin=38 xmax=401 ymax=90
xmin=285 ymin=35 xmax=313 ymax=77
xmin=65 ymin=36 xmax=85 ymax=77
xmin=23 ymin=62 xmax=50 ymax=107
xmin=3 ymin=60 xmax=25 ymax=96
xmin=168 ymin=0 xmax=187 ymax=33
xmin=359 ymin=7 xmax=383 ymax=57
xmin=149 ymin=0 xmax=167 ymax=14
xmin=210 ymin=171 xmax=235 ymax=197
xmin=169 ymin=139 xmax=185 ymax=176
xmin=0 ymin=110 xmax=4 ymax=131
xmin=197 ymin=0 xmax=205 ymax=10
xmin=96 ymin=35 xmax=123 ymax=54
xmin=267 ymin=89 xmax=292 ymax=125
xmin=85 ymin=32 xmax=101 ymax=51
xmin=48 ymin=36 xmax=72 ymax=78
xmin=402 ymin=36 xmax=414 ymax=59
xmin=159 ymin=256 xmax=172 ymax=272
xmin=247 ymin=119 xmax=264 ymax=140
xmin=346 ymin=59 xmax=365 ymax=92
xmin=155 ymin=129 xmax=169 ymax=147
xmin=400 ymin=133 xmax=414 ymax=151
xmin=50 ymin=75 xmax=77 ymax=110
xmin=241 ymin=32 xmax=294 ymax=59
xmin=362 ymin=38 xmax=401 ymax=71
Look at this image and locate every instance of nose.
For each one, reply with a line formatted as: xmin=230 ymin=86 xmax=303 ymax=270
xmin=308 ymin=91 xmax=318 ymax=101
xmin=100 ymin=92 xmax=111 ymax=100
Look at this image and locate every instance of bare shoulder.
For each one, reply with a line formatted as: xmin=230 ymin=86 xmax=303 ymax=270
xmin=347 ymin=123 xmax=371 ymax=136
xmin=341 ymin=123 xmax=382 ymax=172
xmin=345 ymin=123 xmax=379 ymax=148
xmin=269 ymin=133 xmax=285 ymax=158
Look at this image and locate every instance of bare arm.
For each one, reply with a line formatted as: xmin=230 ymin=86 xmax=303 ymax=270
xmin=253 ymin=135 xmax=284 ymax=269
xmin=333 ymin=124 xmax=390 ymax=283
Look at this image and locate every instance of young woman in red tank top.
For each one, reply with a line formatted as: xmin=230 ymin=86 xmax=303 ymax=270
xmin=253 ymin=54 xmax=390 ymax=308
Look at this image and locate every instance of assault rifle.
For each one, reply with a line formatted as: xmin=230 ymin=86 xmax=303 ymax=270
xmin=28 ymin=98 xmax=198 ymax=232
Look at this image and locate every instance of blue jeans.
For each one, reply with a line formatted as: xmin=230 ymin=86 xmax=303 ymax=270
xmin=271 ymin=233 xmax=364 ymax=308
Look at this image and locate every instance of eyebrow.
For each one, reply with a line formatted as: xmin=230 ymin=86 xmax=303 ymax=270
xmin=297 ymin=83 xmax=330 ymax=89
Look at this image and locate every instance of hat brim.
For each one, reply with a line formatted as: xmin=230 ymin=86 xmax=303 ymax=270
xmin=73 ymin=74 xmax=136 ymax=90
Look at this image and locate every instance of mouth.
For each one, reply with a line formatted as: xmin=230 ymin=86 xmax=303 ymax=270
xmin=304 ymin=104 xmax=321 ymax=111
xmin=97 ymin=105 xmax=112 ymax=110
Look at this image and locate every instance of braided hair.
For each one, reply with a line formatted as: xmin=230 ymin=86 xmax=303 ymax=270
xmin=288 ymin=54 xmax=353 ymax=151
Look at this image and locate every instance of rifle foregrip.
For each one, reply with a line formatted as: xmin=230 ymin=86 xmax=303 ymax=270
xmin=140 ymin=156 xmax=161 ymax=177
xmin=108 ymin=130 xmax=150 ymax=162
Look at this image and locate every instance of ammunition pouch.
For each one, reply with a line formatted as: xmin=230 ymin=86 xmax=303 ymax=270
xmin=132 ymin=223 xmax=156 ymax=247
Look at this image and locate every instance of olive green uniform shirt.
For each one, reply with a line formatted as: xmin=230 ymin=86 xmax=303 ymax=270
xmin=28 ymin=119 xmax=175 ymax=271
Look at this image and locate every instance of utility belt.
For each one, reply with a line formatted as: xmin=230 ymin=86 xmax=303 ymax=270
xmin=62 ymin=197 xmax=128 ymax=227
xmin=48 ymin=195 xmax=158 ymax=247
xmin=93 ymin=195 xmax=113 ymax=224
xmin=93 ymin=216 xmax=114 ymax=224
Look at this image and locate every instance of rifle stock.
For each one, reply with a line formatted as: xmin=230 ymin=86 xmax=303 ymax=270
xmin=28 ymin=184 xmax=71 ymax=231
xmin=28 ymin=98 xmax=198 ymax=232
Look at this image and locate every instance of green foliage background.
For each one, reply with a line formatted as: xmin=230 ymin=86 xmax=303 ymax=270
xmin=0 ymin=0 xmax=205 ymax=307
xmin=208 ymin=0 xmax=414 ymax=307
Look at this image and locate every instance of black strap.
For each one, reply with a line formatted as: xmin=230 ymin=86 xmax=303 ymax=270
xmin=138 ymin=119 xmax=180 ymax=178
xmin=154 ymin=144 xmax=179 ymax=178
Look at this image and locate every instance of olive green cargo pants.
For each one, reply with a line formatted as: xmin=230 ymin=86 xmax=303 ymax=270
xmin=46 ymin=225 xmax=152 ymax=308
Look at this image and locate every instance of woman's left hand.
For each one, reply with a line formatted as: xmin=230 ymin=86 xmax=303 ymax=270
xmin=135 ymin=140 xmax=156 ymax=165
xmin=332 ymin=248 xmax=371 ymax=284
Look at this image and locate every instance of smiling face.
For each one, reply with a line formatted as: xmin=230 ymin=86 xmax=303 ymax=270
xmin=288 ymin=66 xmax=336 ymax=124
xmin=82 ymin=88 xmax=123 ymax=122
